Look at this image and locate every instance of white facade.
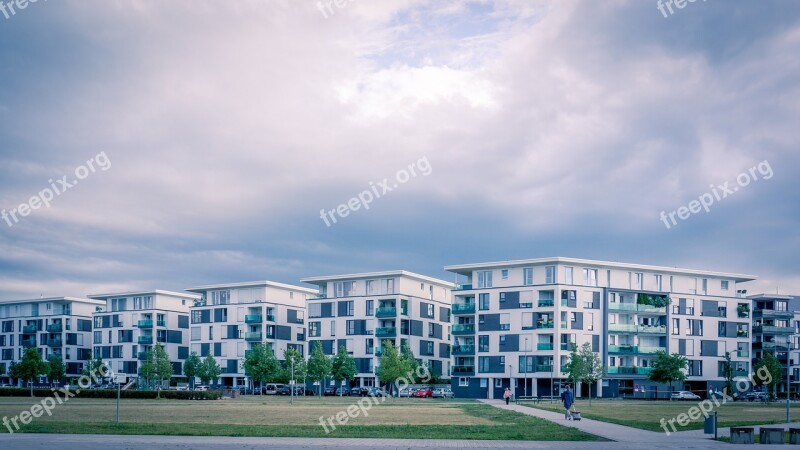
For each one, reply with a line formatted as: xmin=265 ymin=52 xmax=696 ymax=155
xmin=301 ymin=271 xmax=454 ymax=388
xmin=88 ymin=290 xmax=200 ymax=380
xmin=445 ymin=257 xmax=755 ymax=399
xmin=185 ymin=281 xmax=316 ymax=387
xmin=0 ymin=297 xmax=104 ymax=382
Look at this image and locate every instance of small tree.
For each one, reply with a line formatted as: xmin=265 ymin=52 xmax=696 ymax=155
xmin=754 ymin=352 xmax=782 ymax=400
xmin=721 ymin=352 xmax=734 ymax=396
xmin=307 ymin=341 xmax=332 ymax=396
xmin=243 ymin=343 xmax=281 ymax=394
xmin=400 ymin=342 xmax=421 ymax=383
xmin=377 ymin=340 xmax=410 ymax=396
xmin=154 ymin=345 xmax=173 ymax=390
xmin=183 ymin=352 xmax=202 ymax=390
xmin=649 ymin=351 xmax=688 ymax=393
xmin=17 ymin=348 xmax=48 ymax=397
xmin=281 ymin=347 xmax=307 ymax=388
xmin=198 ymin=355 xmax=221 ymax=387
xmin=564 ymin=343 xmax=583 ymax=387
xmin=47 ymin=354 xmax=66 ymax=386
xmin=82 ymin=351 xmax=105 ymax=380
xmin=8 ymin=361 xmax=19 ymax=386
xmin=331 ymin=346 xmax=358 ymax=394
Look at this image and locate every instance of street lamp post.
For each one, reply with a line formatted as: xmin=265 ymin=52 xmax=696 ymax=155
xmin=524 ymin=337 xmax=529 ymax=399
xmin=290 ymin=358 xmax=295 ymax=406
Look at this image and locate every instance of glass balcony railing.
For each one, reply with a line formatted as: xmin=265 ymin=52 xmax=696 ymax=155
xmin=375 ymin=307 xmax=397 ymax=318
xmin=22 ymin=325 xmax=37 ymax=334
xmin=46 ymin=323 xmax=62 ymax=333
xmin=737 ymin=350 xmax=749 ymax=358
xmin=452 ymin=324 xmax=475 ymax=334
xmin=608 ymin=324 xmax=637 ymax=333
xmin=537 ymin=343 xmax=554 ymax=351
xmin=537 ymin=322 xmax=555 ymax=329
xmin=451 ymin=304 xmax=475 ymax=315
xmin=538 ymin=299 xmax=555 ymax=307
xmin=244 ymin=315 xmax=262 ymax=324
xmin=137 ymin=352 xmax=148 ymax=361
xmin=452 ymin=345 xmax=475 ymax=355
xmin=535 ymin=364 xmax=553 ymax=372
xmin=138 ymin=336 xmax=153 ymax=344
xmin=608 ymin=345 xmax=637 ymax=354
xmin=638 ymin=346 xmax=666 ymax=354
xmin=638 ymin=325 xmax=667 ymax=334
xmin=607 ymin=366 xmax=652 ymax=375
xmin=733 ymin=369 xmax=749 ymax=377
xmin=266 ymin=314 xmax=276 ymax=322
xmin=452 ymin=365 xmax=475 ymax=375
xmin=137 ymin=320 xmax=153 ymax=328
xmin=156 ymin=320 xmax=167 ymax=327
xmin=21 ymin=338 xmax=36 ymax=347
xmin=375 ymin=327 xmax=397 ymax=337
xmin=47 ymin=338 xmax=62 ymax=347
xmin=755 ymin=325 xmax=795 ymax=334
xmin=608 ymin=302 xmax=637 ymax=312
xmin=455 ymin=284 xmax=473 ymax=291
xmin=245 ymin=332 xmax=263 ymax=341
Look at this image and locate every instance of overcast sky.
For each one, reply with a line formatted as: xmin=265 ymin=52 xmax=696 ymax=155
xmin=0 ymin=0 xmax=798 ymax=300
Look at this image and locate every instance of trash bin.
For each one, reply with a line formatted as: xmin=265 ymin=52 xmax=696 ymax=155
xmin=730 ymin=427 xmax=754 ymax=444
xmin=759 ymin=427 xmax=784 ymax=445
xmin=704 ymin=414 xmax=716 ymax=435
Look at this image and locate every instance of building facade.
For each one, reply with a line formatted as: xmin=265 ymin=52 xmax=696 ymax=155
xmin=88 ymin=290 xmax=199 ymax=381
xmin=444 ymin=257 xmax=755 ymax=400
xmin=749 ymin=294 xmax=796 ymax=395
xmin=0 ymin=297 xmax=104 ymax=384
xmin=301 ymin=271 xmax=453 ymax=388
xmin=185 ymin=281 xmax=316 ymax=388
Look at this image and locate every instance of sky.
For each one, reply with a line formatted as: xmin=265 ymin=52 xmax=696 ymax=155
xmin=0 ymin=0 xmax=799 ymax=300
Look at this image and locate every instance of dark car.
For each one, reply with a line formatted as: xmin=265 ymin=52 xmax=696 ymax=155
xmin=304 ymin=388 xmax=315 ymax=396
xmin=323 ymin=387 xmax=337 ymax=396
xmin=350 ymin=387 xmax=364 ymax=396
xmin=746 ymin=392 xmax=769 ymax=402
xmin=335 ymin=387 xmax=350 ymax=396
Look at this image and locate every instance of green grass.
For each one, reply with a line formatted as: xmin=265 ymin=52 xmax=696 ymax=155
xmin=0 ymin=398 xmax=598 ymax=440
xmin=526 ymin=399 xmax=793 ymax=432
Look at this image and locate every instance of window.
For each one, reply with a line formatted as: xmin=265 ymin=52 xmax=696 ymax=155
xmin=522 ymin=312 xmax=534 ymax=330
xmin=583 ymin=269 xmax=598 ymax=286
xmin=479 ymin=293 xmax=490 ymax=310
xmin=345 ymin=301 xmax=354 ymax=316
xmin=545 ymin=266 xmax=556 ymax=284
xmin=427 ymin=304 xmax=434 ymax=317
xmin=499 ymin=336 xmax=506 ymax=345
xmin=523 ymin=268 xmax=533 ymax=285
xmin=459 ymin=377 xmax=469 ymax=387
xmin=634 ymin=273 xmax=643 ymax=290
xmin=330 ymin=320 xmax=336 ymax=336
xmin=685 ymin=299 xmax=695 ymax=315
xmin=383 ymin=278 xmax=395 ymax=294
xmin=565 ymin=267 xmax=574 ymax=285
xmin=308 ymin=303 xmax=322 ymax=318
xmin=478 ymin=357 xmax=489 ymax=372
xmin=587 ymin=313 xmax=594 ymax=331
xmin=477 ymin=271 xmax=493 ymax=289
xmin=501 ymin=269 xmax=509 ymax=279
xmin=428 ymin=322 xmax=435 ymax=337
xmin=366 ymin=300 xmax=374 ymax=316
xmin=500 ymin=313 xmax=510 ymax=330
xmin=687 ymin=319 xmax=703 ymax=336
xmin=495 ymin=378 xmax=503 ymax=387
xmin=721 ymin=280 xmax=729 ymax=291
xmin=366 ymin=280 xmax=377 ymax=295
xmin=672 ymin=318 xmax=679 ymax=335
xmin=334 ymin=282 xmax=355 ymax=298
xmin=478 ymin=335 xmax=489 ymax=352
xmin=346 ymin=320 xmax=357 ymax=335
xmin=655 ymin=275 xmax=663 ymax=292
xmin=93 ymin=331 xmax=102 ymax=344
xmin=701 ymin=279 xmax=708 ymax=295
xmin=309 ymin=322 xmax=321 ymax=337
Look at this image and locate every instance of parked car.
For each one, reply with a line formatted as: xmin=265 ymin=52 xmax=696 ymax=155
xmin=264 ymin=383 xmax=285 ymax=395
xmin=366 ymin=387 xmax=388 ymax=397
xmin=303 ymin=388 xmax=316 ymax=396
xmin=350 ymin=387 xmax=365 ymax=396
xmin=195 ymin=385 xmax=209 ymax=392
xmin=335 ymin=387 xmax=350 ymax=396
xmin=398 ymin=388 xmax=415 ymax=397
xmin=237 ymin=387 xmax=253 ymax=395
xmin=413 ymin=388 xmax=433 ymax=398
xmin=670 ymin=391 xmax=700 ymax=400
xmin=744 ymin=392 xmax=769 ymax=402
xmin=323 ymin=387 xmax=337 ymax=396
xmin=431 ymin=388 xmax=455 ymax=398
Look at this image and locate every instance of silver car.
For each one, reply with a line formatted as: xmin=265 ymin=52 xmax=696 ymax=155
xmin=670 ymin=391 xmax=700 ymax=400
xmin=431 ymin=388 xmax=455 ymax=398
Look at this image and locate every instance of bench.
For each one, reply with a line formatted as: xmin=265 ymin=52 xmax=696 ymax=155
xmin=789 ymin=428 xmax=800 ymax=444
xmin=515 ymin=395 xmax=560 ymax=404
xmin=759 ymin=427 xmax=785 ymax=445
xmin=730 ymin=427 xmax=754 ymax=445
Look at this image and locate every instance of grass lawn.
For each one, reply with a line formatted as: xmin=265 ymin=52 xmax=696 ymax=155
xmin=0 ymin=396 xmax=599 ymax=440
xmin=525 ymin=399 xmax=793 ymax=432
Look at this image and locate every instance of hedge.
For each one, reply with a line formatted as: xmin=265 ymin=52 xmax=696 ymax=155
xmin=0 ymin=388 xmax=223 ymax=400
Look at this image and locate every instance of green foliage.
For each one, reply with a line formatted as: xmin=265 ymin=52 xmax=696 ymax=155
xmin=140 ymin=345 xmax=173 ymax=394
xmin=198 ymin=355 xmax=222 ymax=385
xmin=307 ymin=342 xmax=332 ymax=395
xmin=754 ymin=352 xmax=783 ymax=399
xmin=636 ymin=293 xmax=671 ymax=308
xmin=82 ymin=352 xmax=105 ymax=378
xmin=400 ymin=342 xmax=422 ymax=383
xmin=280 ymin=347 xmax=307 ymax=385
xmin=17 ymin=347 xmax=48 ymax=396
xmin=648 ymin=351 xmax=687 ymax=389
xmin=377 ymin=340 xmax=411 ymax=392
xmin=331 ymin=346 xmax=358 ymax=385
xmin=0 ymin=387 xmax=223 ymax=399
xmin=243 ymin=343 xmax=281 ymax=389
xmin=722 ymin=352 xmax=734 ymax=395
xmin=47 ymin=354 xmax=66 ymax=383
xmin=183 ymin=353 xmax=202 ymax=388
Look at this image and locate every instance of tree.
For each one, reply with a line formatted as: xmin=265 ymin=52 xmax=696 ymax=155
xmin=754 ymin=352 xmax=782 ymax=400
xmin=649 ymin=351 xmax=688 ymax=392
xmin=17 ymin=348 xmax=47 ymax=397
xmin=564 ymin=343 xmax=583 ymax=387
xmin=280 ymin=347 xmax=307 ymax=388
xmin=198 ymin=355 xmax=221 ymax=387
xmin=243 ymin=343 xmax=281 ymax=394
xmin=568 ymin=343 xmax=603 ymax=405
xmin=331 ymin=346 xmax=358 ymax=394
xmin=8 ymin=361 xmax=19 ymax=386
xmin=377 ymin=340 xmax=411 ymax=396
xmin=721 ymin=352 xmax=734 ymax=396
xmin=400 ymin=342 xmax=422 ymax=383
xmin=140 ymin=345 xmax=173 ymax=397
xmin=183 ymin=352 xmax=202 ymax=390
xmin=47 ymin=354 xmax=66 ymax=385
xmin=82 ymin=351 xmax=105 ymax=379
xmin=307 ymin=341 xmax=332 ymax=396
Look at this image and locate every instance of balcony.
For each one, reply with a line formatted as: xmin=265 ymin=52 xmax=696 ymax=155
xmin=137 ymin=319 xmax=153 ymax=328
xmin=538 ymin=299 xmax=554 ymax=307
xmin=375 ymin=307 xmax=397 ymax=318
xmin=156 ymin=320 xmax=167 ymax=327
xmin=637 ymin=305 xmax=667 ymax=314
xmin=137 ymin=352 xmax=148 ymax=361
xmin=608 ymin=302 xmax=637 ymax=312
xmin=456 ymin=284 xmax=473 ymax=291
xmin=607 ymin=366 xmax=652 ymax=376
xmin=137 ymin=336 xmax=153 ymax=345
xmin=452 ymin=345 xmax=475 ymax=355
xmin=535 ymin=364 xmax=553 ymax=372
xmin=244 ymin=315 xmax=262 ymax=324
xmin=608 ymin=324 xmax=637 ymax=333
xmin=375 ymin=327 xmax=397 ymax=338
xmin=47 ymin=338 xmax=62 ymax=347
xmin=452 ymin=365 xmax=475 ymax=376
xmin=451 ymin=304 xmax=475 ymax=315
xmin=733 ymin=369 xmax=749 ymax=377
xmin=754 ymin=325 xmax=795 ymax=335
xmin=608 ymin=345 xmax=637 ymax=354
xmin=245 ymin=332 xmax=263 ymax=341
xmin=737 ymin=350 xmax=749 ymax=358
xmin=266 ymin=314 xmax=275 ymax=322
xmin=638 ymin=346 xmax=666 ymax=354
xmin=46 ymin=323 xmax=62 ymax=333
xmin=22 ymin=325 xmax=37 ymax=334
xmin=537 ymin=343 xmax=554 ymax=351
xmin=755 ymin=310 xmax=794 ymax=320
xmin=638 ymin=325 xmax=667 ymax=334
xmin=560 ymin=364 xmax=569 ymax=373
xmin=452 ymin=324 xmax=475 ymax=335
xmin=537 ymin=321 xmax=554 ymax=329
xmin=21 ymin=338 xmax=36 ymax=347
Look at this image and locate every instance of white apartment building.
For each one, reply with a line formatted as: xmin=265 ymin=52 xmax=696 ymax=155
xmin=88 ymin=290 xmax=200 ymax=381
xmin=300 ymin=271 xmax=454 ymax=388
xmin=185 ymin=281 xmax=316 ymax=388
xmin=0 ymin=297 xmax=104 ymax=384
xmin=444 ymin=257 xmax=755 ymax=400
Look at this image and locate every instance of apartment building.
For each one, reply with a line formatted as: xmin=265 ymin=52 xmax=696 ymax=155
xmin=88 ymin=290 xmax=199 ymax=381
xmin=0 ymin=297 xmax=104 ymax=384
xmin=185 ymin=281 xmax=316 ymax=388
xmin=300 ymin=271 xmax=454 ymax=388
xmin=444 ymin=257 xmax=755 ymax=400
xmin=748 ymin=293 xmax=797 ymax=395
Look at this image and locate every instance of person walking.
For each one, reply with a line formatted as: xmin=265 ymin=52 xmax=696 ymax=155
xmin=561 ymin=385 xmax=574 ymax=420
xmin=503 ymin=387 xmax=511 ymax=405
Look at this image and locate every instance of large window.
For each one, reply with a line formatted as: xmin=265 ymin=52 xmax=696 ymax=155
xmin=365 ymin=300 xmax=374 ymax=316
xmin=523 ymin=268 xmax=533 ymax=286
xmin=382 ymin=278 xmax=395 ymax=294
xmin=334 ymin=282 xmax=355 ymax=298
xmin=308 ymin=303 xmax=322 ymax=318
xmin=564 ymin=267 xmax=574 ymax=285
xmin=655 ymin=275 xmax=663 ymax=292
xmin=309 ymin=322 xmax=321 ymax=337
xmin=479 ymin=293 xmax=490 ymax=310
xmin=583 ymin=269 xmax=598 ymax=287
xmin=545 ymin=266 xmax=556 ymax=284
xmin=478 ymin=335 xmax=489 ymax=352
xmin=477 ymin=271 xmax=493 ymax=289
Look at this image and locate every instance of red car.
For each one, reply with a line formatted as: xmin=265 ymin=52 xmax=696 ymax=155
xmin=412 ymin=388 xmax=433 ymax=398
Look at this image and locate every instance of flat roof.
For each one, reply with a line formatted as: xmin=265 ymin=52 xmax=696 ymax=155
xmin=185 ymin=280 xmax=319 ymax=295
xmin=301 ymin=270 xmax=455 ymax=288
xmin=0 ymin=296 xmax=106 ymax=306
xmin=748 ymin=293 xmax=794 ymax=300
xmin=444 ymin=257 xmax=757 ymax=282
xmin=87 ymin=290 xmax=201 ymax=300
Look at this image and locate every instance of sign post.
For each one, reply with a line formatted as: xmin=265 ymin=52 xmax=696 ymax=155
xmin=113 ymin=373 xmax=126 ymax=424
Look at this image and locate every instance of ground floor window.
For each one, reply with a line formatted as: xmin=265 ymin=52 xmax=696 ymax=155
xmin=459 ymin=377 xmax=470 ymax=387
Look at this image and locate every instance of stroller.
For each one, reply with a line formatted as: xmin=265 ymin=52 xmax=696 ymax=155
xmin=569 ymin=408 xmax=582 ymax=420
